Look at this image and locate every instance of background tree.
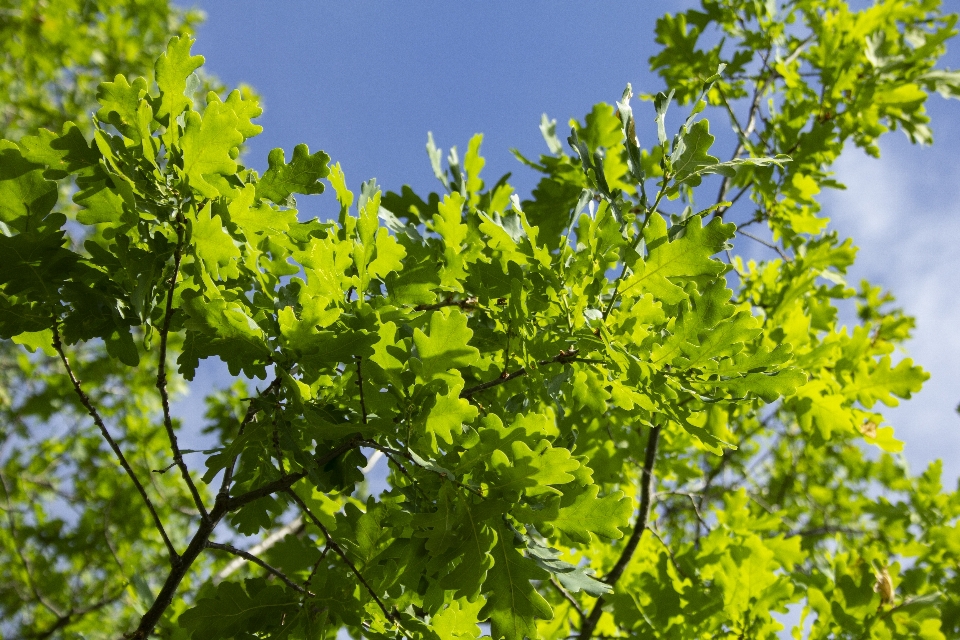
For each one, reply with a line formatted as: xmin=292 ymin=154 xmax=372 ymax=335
xmin=0 ymin=0 xmax=241 ymax=634
xmin=1 ymin=1 xmax=959 ymax=640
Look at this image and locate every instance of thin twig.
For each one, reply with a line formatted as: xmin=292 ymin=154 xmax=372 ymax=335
xmin=215 ymin=516 xmax=305 ymax=582
xmin=578 ymin=424 xmax=661 ymax=640
xmin=51 ymin=321 xmax=179 ymax=565
xmin=157 ymin=208 xmax=208 ymax=519
xmin=207 ymin=541 xmax=313 ymax=596
xmin=226 ymin=435 xmax=363 ymax=511
xmin=128 ymin=435 xmax=360 ymax=639
xmin=550 ymin=577 xmax=585 ymax=624
xmin=657 ymin=490 xmax=710 ymax=533
xmin=32 ymin=589 xmax=125 ymax=640
xmin=414 ymin=297 xmax=478 ymax=312
xmin=648 ymin=527 xmax=689 ymax=579
xmin=355 ymin=356 xmax=368 ymax=425
xmin=304 ymin=547 xmax=329 ymax=590
xmin=217 ymin=376 xmax=284 ymax=502
xmin=460 ymin=350 xmax=592 ymax=398
xmin=286 ymin=489 xmax=396 ymax=623
xmin=0 ymin=472 xmax=67 ymax=619
xmin=737 ymin=228 xmax=790 ymax=261
xmin=716 ymin=48 xmax=774 ymax=208
xmin=359 ymin=440 xmax=485 ymax=498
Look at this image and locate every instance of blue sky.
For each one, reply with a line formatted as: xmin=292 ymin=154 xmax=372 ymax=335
xmin=178 ymin=1 xmax=960 ymax=485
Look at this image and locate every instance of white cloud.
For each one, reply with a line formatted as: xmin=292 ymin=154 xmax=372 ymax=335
xmin=825 ymin=142 xmax=960 ymax=486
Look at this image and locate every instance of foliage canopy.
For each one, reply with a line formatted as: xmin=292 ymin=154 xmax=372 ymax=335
xmin=1 ymin=1 xmax=960 ymax=639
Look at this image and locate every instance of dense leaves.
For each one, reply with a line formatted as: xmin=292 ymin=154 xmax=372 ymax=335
xmin=1 ymin=1 xmax=959 ymax=639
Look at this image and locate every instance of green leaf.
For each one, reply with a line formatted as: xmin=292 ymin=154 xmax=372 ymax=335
xmin=432 ymin=192 xmax=469 ymax=289
xmin=180 ymin=101 xmax=244 ymax=198
xmin=522 ymin=534 xmax=610 ymax=596
xmin=549 ymin=484 xmax=632 ymax=543
xmin=190 ymin=204 xmax=241 ymax=281
xmin=423 ymin=379 xmax=479 ymax=447
xmin=0 ymin=141 xmax=58 ymax=233
xmin=178 ymin=580 xmax=299 ymax=639
xmin=845 ymin=356 xmax=928 ymax=408
xmin=480 ymin=521 xmax=553 ymax=640
xmin=96 ymin=74 xmax=152 ymax=143
xmin=226 ymin=184 xmax=298 ymax=237
xmin=256 ymin=144 xmax=330 ymax=206
xmin=431 ymin=598 xmax=485 ymax=640
xmin=18 ymin=122 xmax=100 ymax=179
xmin=488 ymin=439 xmax=580 ymax=498
xmin=213 ymin=89 xmax=263 ymax=139
xmin=412 ymin=308 xmax=481 ymax=382
xmin=619 ymin=213 xmax=732 ymax=305
xmin=154 ymin=35 xmax=203 ymax=124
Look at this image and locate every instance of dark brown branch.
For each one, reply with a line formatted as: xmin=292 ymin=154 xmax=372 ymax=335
xmin=355 ymin=356 xmax=368 ymax=425
xmin=217 ymin=376 xmax=284 ymax=502
xmin=51 ymin=322 xmax=179 ymax=565
xmin=129 ymin=502 xmax=222 ymax=639
xmin=207 ymin=541 xmax=313 ymax=596
xmin=359 ymin=440 xmax=485 ymax=498
xmin=226 ymin=435 xmax=363 ymax=512
xmin=414 ymin=296 xmax=478 ymax=312
xmin=128 ymin=435 xmax=360 ymax=639
xmin=286 ymin=489 xmax=396 ymax=623
xmin=578 ymin=424 xmax=661 ymax=640
xmin=460 ymin=350 xmax=593 ymax=398
xmin=157 ymin=211 xmax=208 ymax=519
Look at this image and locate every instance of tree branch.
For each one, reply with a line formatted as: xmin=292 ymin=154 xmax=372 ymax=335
xmin=550 ymin=576 xmax=585 ymax=625
xmin=225 ymin=435 xmax=363 ymax=512
xmin=215 ymin=517 xmax=305 ymax=582
xmin=578 ymin=424 xmax=661 ymax=640
xmin=737 ymin=228 xmax=790 ymax=261
xmin=51 ymin=321 xmax=179 ymax=565
xmin=286 ymin=489 xmax=396 ymax=623
xmin=157 ymin=209 xmax=208 ymax=519
xmin=460 ymin=350 xmax=593 ymax=398
xmin=207 ymin=541 xmax=313 ymax=596
xmin=355 ymin=356 xmax=368 ymax=425
xmin=414 ymin=296 xmax=478 ymax=312
xmin=127 ymin=434 xmax=361 ymax=638
xmin=217 ymin=376 xmax=284 ymax=502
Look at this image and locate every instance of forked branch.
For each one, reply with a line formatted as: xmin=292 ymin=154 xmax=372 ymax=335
xmin=286 ymin=489 xmax=397 ymax=624
xmin=51 ymin=321 xmax=179 ymax=565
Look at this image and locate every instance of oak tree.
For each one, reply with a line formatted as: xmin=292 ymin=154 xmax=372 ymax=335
xmin=1 ymin=1 xmax=959 ymax=638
